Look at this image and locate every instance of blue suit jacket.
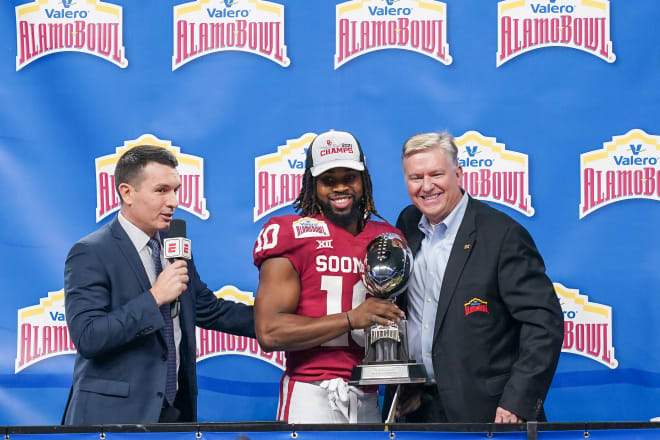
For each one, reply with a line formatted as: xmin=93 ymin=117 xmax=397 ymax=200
xmin=62 ymin=216 xmax=255 ymax=424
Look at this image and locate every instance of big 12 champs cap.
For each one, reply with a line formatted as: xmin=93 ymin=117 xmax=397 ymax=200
xmin=306 ymin=130 xmax=366 ymax=177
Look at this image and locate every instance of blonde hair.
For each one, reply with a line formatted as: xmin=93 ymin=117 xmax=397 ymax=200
xmin=402 ymin=132 xmax=458 ymax=167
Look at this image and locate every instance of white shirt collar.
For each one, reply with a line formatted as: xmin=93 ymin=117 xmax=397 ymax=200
xmin=117 ymin=211 xmax=155 ymax=253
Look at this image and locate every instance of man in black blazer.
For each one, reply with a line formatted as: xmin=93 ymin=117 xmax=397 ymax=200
xmin=392 ymin=132 xmax=563 ymax=423
xmin=63 ymin=145 xmax=255 ymax=424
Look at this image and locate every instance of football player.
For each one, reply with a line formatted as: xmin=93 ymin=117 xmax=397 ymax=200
xmin=253 ymin=130 xmax=404 ymax=423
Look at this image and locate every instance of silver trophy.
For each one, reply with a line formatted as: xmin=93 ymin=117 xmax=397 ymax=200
xmin=349 ymin=233 xmax=427 ymax=387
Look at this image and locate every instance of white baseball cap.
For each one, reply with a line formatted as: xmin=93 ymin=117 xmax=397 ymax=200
xmin=306 ymin=130 xmax=366 ymax=177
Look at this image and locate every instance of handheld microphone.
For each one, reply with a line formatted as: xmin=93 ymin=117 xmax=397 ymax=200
xmin=164 ymin=219 xmax=191 ymax=261
xmin=163 ymin=219 xmax=190 ymax=315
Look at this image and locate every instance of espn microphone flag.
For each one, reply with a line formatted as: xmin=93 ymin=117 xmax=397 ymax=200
xmin=164 ymin=219 xmax=191 ymax=260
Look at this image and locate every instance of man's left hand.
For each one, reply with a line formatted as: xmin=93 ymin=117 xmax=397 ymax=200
xmin=494 ymin=406 xmax=523 ymax=423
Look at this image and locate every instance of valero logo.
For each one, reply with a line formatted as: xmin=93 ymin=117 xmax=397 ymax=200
xmin=196 ymin=285 xmax=285 ymax=370
xmin=579 ymin=129 xmax=660 ymax=218
xmin=15 ymin=289 xmax=75 ymax=373
xmin=455 ymin=131 xmax=534 ymax=216
xmin=172 ymin=0 xmax=290 ymax=70
xmin=335 ymin=0 xmax=452 ymax=69
xmin=555 ymin=282 xmax=618 ymax=368
xmin=95 ymin=134 xmax=210 ymax=223
xmin=15 ymin=0 xmax=127 ymax=71
xmin=254 ymin=133 xmax=316 ymax=222
xmin=496 ymin=0 xmax=615 ymax=67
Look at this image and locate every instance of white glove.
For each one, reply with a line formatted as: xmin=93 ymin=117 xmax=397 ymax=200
xmin=319 ymin=378 xmax=364 ymax=422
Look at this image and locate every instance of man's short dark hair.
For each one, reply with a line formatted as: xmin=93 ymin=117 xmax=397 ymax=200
xmin=114 ymin=145 xmax=178 ymax=202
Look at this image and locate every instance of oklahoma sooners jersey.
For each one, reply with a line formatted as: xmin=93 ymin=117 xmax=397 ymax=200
xmin=254 ymin=215 xmax=402 ymax=382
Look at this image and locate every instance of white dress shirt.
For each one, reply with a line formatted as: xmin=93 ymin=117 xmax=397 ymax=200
xmin=406 ymin=192 xmax=468 ymax=380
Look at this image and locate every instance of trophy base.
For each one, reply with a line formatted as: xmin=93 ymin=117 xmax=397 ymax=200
xmin=349 ymin=362 xmax=427 ymax=386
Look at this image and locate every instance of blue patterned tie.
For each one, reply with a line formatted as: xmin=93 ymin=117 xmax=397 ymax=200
xmin=147 ymin=237 xmax=177 ymax=405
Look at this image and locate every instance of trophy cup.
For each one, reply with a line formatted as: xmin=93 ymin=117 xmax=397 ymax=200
xmin=349 ymin=233 xmax=427 ymax=387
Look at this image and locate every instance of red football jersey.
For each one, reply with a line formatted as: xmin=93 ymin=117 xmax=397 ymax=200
xmin=254 ymin=215 xmax=402 ymax=382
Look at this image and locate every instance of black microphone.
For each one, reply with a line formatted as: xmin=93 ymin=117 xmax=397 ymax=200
xmin=164 ymin=219 xmax=191 ymax=261
xmin=163 ymin=219 xmax=191 ymax=316
xmin=169 ymin=218 xmax=186 ymax=240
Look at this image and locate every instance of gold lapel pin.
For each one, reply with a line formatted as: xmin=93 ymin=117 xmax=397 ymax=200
xmin=464 ymin=244 xmax=470 ymax=250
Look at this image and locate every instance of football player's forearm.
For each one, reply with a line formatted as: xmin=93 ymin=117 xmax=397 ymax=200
xmin=256 ymin=312 xmax=351 ymax=352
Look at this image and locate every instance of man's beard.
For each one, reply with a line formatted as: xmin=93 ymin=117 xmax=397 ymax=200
xmin=318 ymin=195 xmax=364 ymax=228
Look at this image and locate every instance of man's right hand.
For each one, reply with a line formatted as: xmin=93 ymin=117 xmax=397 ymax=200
xmin=346 ymin=297 xmax=405 ymax=329
xmin=150 ymin=260 xmax=189 ymax=306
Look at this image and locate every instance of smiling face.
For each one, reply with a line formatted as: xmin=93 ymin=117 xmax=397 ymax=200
xmin=118 ymin=161 xmax=181 ymax=237
xmin=403 ymin=147 xmax=464 ymax=225
xmin=315 ymin=167 xmax=364 ymax=234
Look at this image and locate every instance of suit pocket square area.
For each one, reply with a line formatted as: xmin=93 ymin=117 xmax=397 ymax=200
xmin=79 ymin=377 xmax=130 ymax=397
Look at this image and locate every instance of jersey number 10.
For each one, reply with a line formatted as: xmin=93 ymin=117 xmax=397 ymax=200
xmin=321 ymin=275 xmax=367 ymax=348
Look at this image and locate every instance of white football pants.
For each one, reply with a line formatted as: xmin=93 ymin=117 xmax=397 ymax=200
xmin=277 ymin=374 xmax=380 ymax=423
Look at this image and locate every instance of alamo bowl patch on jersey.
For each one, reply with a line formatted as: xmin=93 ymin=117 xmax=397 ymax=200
xmin=292 ymin=217 xmax=331 ymax=239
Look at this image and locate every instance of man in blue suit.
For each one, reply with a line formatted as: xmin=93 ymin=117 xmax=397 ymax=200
xmin=63 ymin=145 xmax=255 ymax=424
